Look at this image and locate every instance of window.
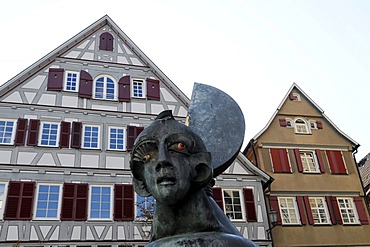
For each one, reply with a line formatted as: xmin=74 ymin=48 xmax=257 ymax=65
xmin=294 ymin=118 xmax=309 ymax=134
xmin=337 ymin=198 xmax=359 ymax=224
xmin=108 ymin=127 xmax=125 ymax=151
xmin=64 ymin=71 xmax=80 ymax=92
xmin=309 ymin=197 xmax=330 ymax=224
xmin=136 ymin=194 xmax=155 ymax=221
xmin=309 ymin=120 xmax=317 ymax=129
xmin=132 ymin=78 xmax=145 ymax=98
xmin=82 ymin=125 xmax=100 ymax=149
xmin=89 ymin=185 xmax=112 ymax=220
xmin=34 ymin=184 xmax=62 ymax=220
xmin=223 ymin=189 xmax=244 ymax=220
xmin=94 ymin=75 xmax=117 ymax=100
xmin=300 ymin=151 xmax=319 ymax=173
xmin=289 ymin=92 xmax=301 ymax=101
xmin=0 ymin=183 xmax=8 ymax=220
xmin=278 ymin=197 xmax=300 ymax=224
xmin=0 ymin=119 xmax=15 ymax=145
xmin=39 ymin=122 xmax=60 ymax=147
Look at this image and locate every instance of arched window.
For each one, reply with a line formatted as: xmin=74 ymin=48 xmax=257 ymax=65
xmin=99 ymin=32 xmax=114 ymax=51
xmin=294 ymin=118 xmax=310 ymax=134
xmin=93 ymin=75 xmax=117 ymax=100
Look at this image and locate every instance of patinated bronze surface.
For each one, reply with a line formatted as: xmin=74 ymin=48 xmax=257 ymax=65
xmin=130 ymin=109 xmax=257 ymax=246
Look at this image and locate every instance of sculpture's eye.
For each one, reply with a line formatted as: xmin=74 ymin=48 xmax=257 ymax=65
xmin=142 ymin=154 xmax=151 ymax=162
xmin=168 ymin=142 xmax=189 ymax=156
xmin=177 ymin=143 xmax=186 ymax=151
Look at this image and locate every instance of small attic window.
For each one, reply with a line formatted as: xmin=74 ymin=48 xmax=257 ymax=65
xmin=289 ymin=92 xmax=301 ymax=101
xmin=99 ymin=32 xmax=114 ymax=51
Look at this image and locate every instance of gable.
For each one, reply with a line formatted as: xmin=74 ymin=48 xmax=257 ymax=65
xmin=0 ymin=16 xmax=189 ymax=118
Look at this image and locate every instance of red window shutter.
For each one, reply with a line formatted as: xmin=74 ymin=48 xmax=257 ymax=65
xmin=289 ymin=92 xmax=295 ymax=100
xmin=59 ymin=121 xmax=71 ymax=148
xmin=126 ymin=126 xmax=144 ymax=151
xmin=243 ymin=188 xmax=257 ymax=222
xmin=27 ymin=119 xmax=40 ymax=146
xmin=71 ymin=122 xmax=82 ymax=148
xmin=99 ymin=32 xmax=114 ymax=51
xmin=75 ymin=184 xmax=88 ymax=221
xmin=4 ymin=181 xmax=35 ymax=220
xmin=79 ymin=70 xmax=93 ymax=99
xmin=316 ymin=121 xmax=323 ymax=129
xmin=212 ymin=187 xmax=224 ymax=211
xmin=47 ymin=68 xmax=64 ymax=91
xmin=354 ymin=197 xmax=369 ymax=225
xmin=61 ymin=183 xmax=75 ymax=220
xmin=61 ymin=183 xmax=88 ymax=221
xmin=294 ymin=149 xmax=303 ymax=173
xmin=146 ymin=78 xmax=160 ymax=101
xmin=269 ymin=196 xmax=282 ymax=225
xmin=14 ymin=118 xmax=28 ymax=146
xmin=114 ymin=184 xmax=134 ymax=221
xmin=325 ymin=196 xmax=337 ymax=225
xmin=330 ymin=196 xmax=343 ymax=225
xmin=326 ymin=150 xmax=347 ymax=174
xmin=114 ymin=184 xmax=123 ymax=220
xmin=279 ymin=118 xmax=287 ymax=127
xmin=315 ymin=150 xmax=325 ymax=173
xmin=301 ymin=196 xmax=313 ymax=225
xmin=270 ymin=148 xmax=290 ymax=173
xmin=118 ymin=75 xmax=131 ymax=102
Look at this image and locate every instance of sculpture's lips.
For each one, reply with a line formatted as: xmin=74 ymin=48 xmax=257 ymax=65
xmin=157 ymin=176 xmax=177 ymax=185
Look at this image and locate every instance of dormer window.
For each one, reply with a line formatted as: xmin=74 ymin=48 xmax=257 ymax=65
xmin=294 ymin=118 xmax=309 ymax=134
xmin=99 ymin=32 xmax=114 ymax=51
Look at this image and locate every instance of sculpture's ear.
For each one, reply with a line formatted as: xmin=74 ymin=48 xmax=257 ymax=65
xmin=133 ymin=178 xmax=151 ymax=197
xmin=192 ymin=152 xmax=212 ymax=188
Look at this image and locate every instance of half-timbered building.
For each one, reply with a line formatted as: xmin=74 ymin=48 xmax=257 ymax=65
xmin=0 ymin=15 xmax=272 ymax=246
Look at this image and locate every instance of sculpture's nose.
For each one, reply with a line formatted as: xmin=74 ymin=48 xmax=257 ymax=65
xmin=156 ymin=143 xmax=172 ymax=172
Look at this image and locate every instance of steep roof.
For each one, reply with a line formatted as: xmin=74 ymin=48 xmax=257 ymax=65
xmin=359 ymin=153 xmax=370 ymax=189
xmin=249 ymin=82 xmax=359 ymax=149
xmin=0 ymin=15 xmax=190 ymax=106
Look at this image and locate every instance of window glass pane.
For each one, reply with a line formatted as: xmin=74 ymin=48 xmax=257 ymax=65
xmin=35 ymin=185 xmax=60 ymax=219
xmin=223 ymin=190 xmax=243 ymax=220
xmin=40 ymin=123 xmax=59 ymax=147
xmin=136 ymin=195 xmax=155 ymax=221
xmin=0 ymin=120 xmax=14 ymax=144
xmin=90 ymin=186 xmax=111 ymax=219
xmin=109 ymin=127 xmax=125 ymax=150
xmin=83 ymin=126 xmax=100 ymax=149
xmin=279 ymin=197 xmax=299 ymax=224
xmin=337 ymin=198 xmax=358 ymax=224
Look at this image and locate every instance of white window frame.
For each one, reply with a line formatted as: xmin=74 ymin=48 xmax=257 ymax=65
xmin=88 ymin=185 xmax=113 ymax=221
xmin=309 ymin=197 xmax=331 ymax=225
xmin=38 ymin=122 xmax=60 ymax=147
xmin=294 ymin=118 xmax=311 ymax=134
xmin=93 ymin=75 xmax=117 ymax=100
xmin=135 ymin=193 xmax=155 ymax=221
xmin=132 ymin=78 xmax=146 ymax=99
xmin=0 ymin=119 xmax=16 ymax=145
xmin=309 ymin=120 xmax=317 ymax=129
xmin=33 ymin=183 xmax=62 ymax=220
xmin=0 ymin=182 xmax=8 ymax=220
xmin=63 ymin=70 xmax=80 ymax=92
xmin=337 ymin=197 xmax=359 ymax=225
xmin=108 ymin=126 xmax=126 ymax=151
xmin=222 ymin=189 xmax=246 ymax=221
xmin=278 ymin=197 xmax=301 ymax=225
xmin=82 ymin=124 xmax=101 ymax=149
xmin=292 ymin=93 xmax=301 ymax=101
xmin=300 ymin=150 xmax=320 ymax=173
xmin=285 ymin=118 xmax=293 ymax=128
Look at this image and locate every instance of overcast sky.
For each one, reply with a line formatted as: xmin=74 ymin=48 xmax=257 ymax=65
xmin=1 ymin=0 xmax=369 ymax=160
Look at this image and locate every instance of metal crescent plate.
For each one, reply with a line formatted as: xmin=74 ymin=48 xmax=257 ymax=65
xmin=187 ymin=83 xmax=245 ymax=177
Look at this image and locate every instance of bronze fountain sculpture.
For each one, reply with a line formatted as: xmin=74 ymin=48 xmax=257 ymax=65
xmin=130 ymin=83 xmax=257 ymax=246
